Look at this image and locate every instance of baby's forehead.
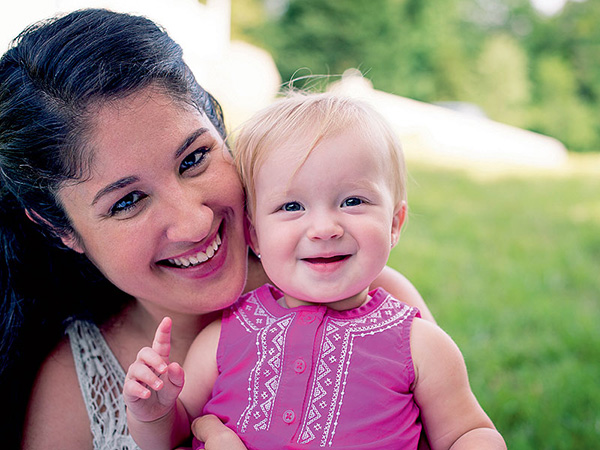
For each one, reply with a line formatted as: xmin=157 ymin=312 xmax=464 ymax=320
xmin=269 ymin=120 xmax=388 ymax=157
xmin=258 ymin=130 xmax=395 ymax=191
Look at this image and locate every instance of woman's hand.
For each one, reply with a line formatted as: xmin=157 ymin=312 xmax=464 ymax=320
xmin=191 ymin=415 xmax=248 ymax=450
xmin=123 ymin=317 xmax=185 ymax=423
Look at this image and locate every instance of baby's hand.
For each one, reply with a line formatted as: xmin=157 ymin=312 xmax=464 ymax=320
xmin=123 ymin=317 xmax=185 ymax=423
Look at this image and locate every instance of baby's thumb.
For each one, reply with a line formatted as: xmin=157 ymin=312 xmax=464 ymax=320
xmin=167 ymin=362 xmax=185 ymax=389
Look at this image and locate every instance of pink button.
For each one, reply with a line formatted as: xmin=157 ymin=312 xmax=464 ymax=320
xmin=299 ymin=312 xmax=316 ymax=324
xmin=294 ymin=358 xmax=306 ymax=374
xmin=282 ymin=409 xmax=295 ymax=424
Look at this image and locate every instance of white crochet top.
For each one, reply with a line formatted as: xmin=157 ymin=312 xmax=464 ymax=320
xmin=66 ymin=320 xmax=140 ymax=450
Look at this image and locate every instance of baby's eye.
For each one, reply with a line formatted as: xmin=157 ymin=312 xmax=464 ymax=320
xmin=179 ymin=148 xmax=210 ymax=175
xmin=110 ymin=191 xmax=147 ymax=216
xmin=341 ymin=197 xmax=364 ymax=207
xmin=281 ymin=201 xmax=304 ymax=212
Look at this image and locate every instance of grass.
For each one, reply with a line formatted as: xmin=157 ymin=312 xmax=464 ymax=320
xmin=388 ymin=154 xmax=600 ymax=449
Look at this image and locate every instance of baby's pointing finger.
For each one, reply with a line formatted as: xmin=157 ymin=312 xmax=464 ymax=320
xmin=152 ymin=317 xmax=172 ymax=361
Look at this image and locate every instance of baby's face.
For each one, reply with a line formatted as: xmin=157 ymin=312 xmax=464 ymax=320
xmin=249 ymin=128 xmax=405 ymax=311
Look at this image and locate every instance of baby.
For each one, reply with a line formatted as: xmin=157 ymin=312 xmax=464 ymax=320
xmin=124 ymin=92 xmax=506 ymax=450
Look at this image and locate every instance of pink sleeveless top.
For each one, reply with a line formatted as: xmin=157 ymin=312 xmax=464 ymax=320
xmin=201 ymin=284 xmax=421 ymax=449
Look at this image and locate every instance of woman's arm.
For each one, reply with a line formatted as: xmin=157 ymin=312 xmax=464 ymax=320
xmin=371 ymin=266 xmax=436 ymax=323
xmin=411 ymin=319 xmax=506 ymax=450
xmin=21 ymin=340 xmax=94 ymax=449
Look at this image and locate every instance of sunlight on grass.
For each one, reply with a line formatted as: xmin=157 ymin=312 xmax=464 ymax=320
xmin=389 ymin=153 xmax=600 ymax=449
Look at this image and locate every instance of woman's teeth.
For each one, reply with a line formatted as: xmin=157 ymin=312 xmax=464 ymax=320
xmin=167 ymin=234 xmax=221 ymax=268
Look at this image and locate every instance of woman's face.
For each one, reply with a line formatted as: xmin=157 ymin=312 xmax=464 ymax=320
xmin=58 ymin=87 xmax=247 ymax=317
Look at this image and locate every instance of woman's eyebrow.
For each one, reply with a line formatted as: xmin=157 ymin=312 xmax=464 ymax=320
xmin=92 ymin=176 xmax=139 ymax=205
xmin=174 ymin=127 xmax=210 ymax=159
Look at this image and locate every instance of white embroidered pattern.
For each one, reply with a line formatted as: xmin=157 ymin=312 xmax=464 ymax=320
xmin=298 ymin=295 xmax=413 ymax=446
xmin=235 ymin=292 xmax=295 ymax=433
xmin=233 ymin=293 xmax=413 ymax=447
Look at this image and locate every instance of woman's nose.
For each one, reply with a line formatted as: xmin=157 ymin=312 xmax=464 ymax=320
xmin=163 ymin=188 xmax=213 ymax=242
xmin=307 ymin=213 xmax=344 ymax=241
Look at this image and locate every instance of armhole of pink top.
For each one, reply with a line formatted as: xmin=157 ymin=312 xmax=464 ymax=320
xmin=65 ymin=319 xmax=140 ymax=450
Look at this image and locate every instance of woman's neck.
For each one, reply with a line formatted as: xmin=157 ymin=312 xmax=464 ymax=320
xmin=101 ymin=301 xmax=219 ymax=366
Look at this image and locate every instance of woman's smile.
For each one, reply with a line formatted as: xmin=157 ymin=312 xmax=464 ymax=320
xmin=165 ymin=232 xmax=222 ymax=268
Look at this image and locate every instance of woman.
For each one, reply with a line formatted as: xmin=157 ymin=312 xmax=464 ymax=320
xmin=0 ymin=9 xmax=433 ymax=449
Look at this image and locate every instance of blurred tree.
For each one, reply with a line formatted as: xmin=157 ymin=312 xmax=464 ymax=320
xmin=234 ymin=0 xmax=600 ymax=151
xmin=528 ymin=0 xmax=600 ymax=103
xmin=394 ymin=0 xmax=475 ymax=101
xmin=525 ymin=0 xmax=600 ymax=150
xmin=472 ymin=34 xmax=531 ymax=128
xmin=530 ymin=55 xmax=597 ymax=152
xmin=256 ymin=0 xmax=402 ymax=90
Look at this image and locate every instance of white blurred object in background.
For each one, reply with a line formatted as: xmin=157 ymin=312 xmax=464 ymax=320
xmin=0 ymin=0 xmax=281 ymax=128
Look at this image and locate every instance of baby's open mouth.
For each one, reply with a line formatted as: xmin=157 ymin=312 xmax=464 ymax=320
xmin=302 ymin=255 xmax=350 ymax=264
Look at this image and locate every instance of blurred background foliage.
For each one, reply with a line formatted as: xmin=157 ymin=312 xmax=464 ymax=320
xmin=390 ymin=160 xmax=600 ymax=449
xmin=230 ymin=0 xmax=600 ymax=152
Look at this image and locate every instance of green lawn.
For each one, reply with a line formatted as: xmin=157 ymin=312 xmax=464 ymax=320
xmin=389 ymin=156 xmax=600 ymax=449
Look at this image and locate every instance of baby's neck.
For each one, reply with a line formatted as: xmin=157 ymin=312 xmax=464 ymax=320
xmin=279 ymin=289 xmax=371 ymax=311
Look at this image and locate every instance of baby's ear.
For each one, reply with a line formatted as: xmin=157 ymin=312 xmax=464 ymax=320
xmin=25 ymin=209 xmax=85 ymax=254
xmin=390 ymin=201 xmax=407 ymax=247
xmin=244 ymin=212 xmax=260 ymax=256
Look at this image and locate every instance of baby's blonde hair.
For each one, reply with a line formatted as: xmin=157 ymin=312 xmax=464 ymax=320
xmin=233 ymin=92 xmax=406 ymax=217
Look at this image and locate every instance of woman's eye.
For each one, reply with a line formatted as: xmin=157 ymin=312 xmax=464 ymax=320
xmin=110 ymin=191 xmax=147 ymax=216
xmin=179 ymin=148 xmax=210 ymax=174
xmin=341 ymin=197 xmax=364 ymax=207
xmin=281 ymin=201 xmax=304 ymax=212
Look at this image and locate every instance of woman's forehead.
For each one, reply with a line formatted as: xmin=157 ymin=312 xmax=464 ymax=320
xmin=90 ymin=90 xmax=206 ymax=150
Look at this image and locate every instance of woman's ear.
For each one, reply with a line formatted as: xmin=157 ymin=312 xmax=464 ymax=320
xmin=25 ymin=209 xmax=85 ymax=254
xmin=390 ymin=200 xmax=407 ymax=247
xmin=59 ymin=233 xmax=85 ymax=254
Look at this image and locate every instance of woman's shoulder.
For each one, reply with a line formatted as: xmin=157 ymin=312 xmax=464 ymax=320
xmin=30 ymin=336 xmax=78 ymax=395
xmin=22 ymin=335 xmax=93 ymax=449
xmin=372 ymin=266 xmax=436 ymax=323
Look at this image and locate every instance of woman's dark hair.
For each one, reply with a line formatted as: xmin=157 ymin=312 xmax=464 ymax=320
xmin=0 ymin=8 xmax=227 ymax=445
